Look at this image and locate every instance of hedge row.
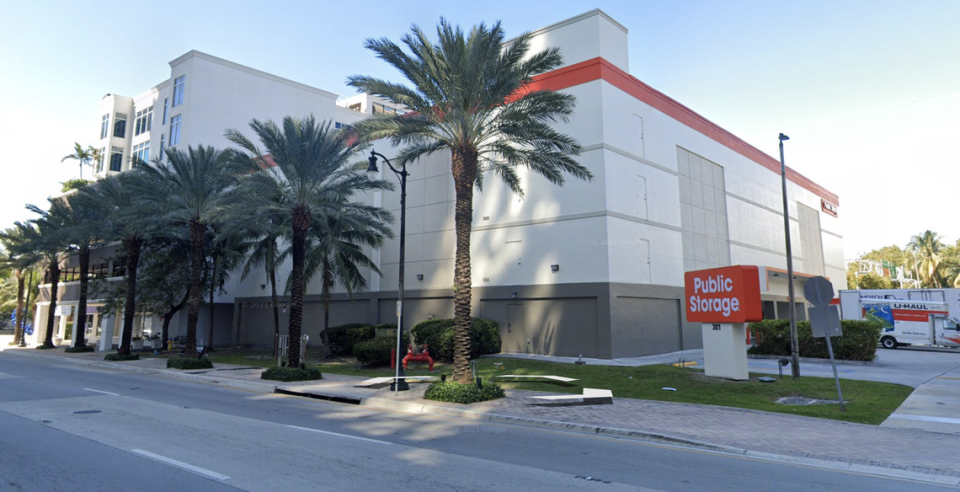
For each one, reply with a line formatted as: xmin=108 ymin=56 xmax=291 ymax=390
xmin=354 ymin=332 xmax=411 ymax=366
xmin=261 ymin=366 xmax=323 ymax=382
xmin=104 ymin=353 xmax=140 ymax=361
xmin=747 ymin=319 xmax=882 ymax=361
xmin=411 ymin=318 xmax=501 ymax=361
xmin=167 ymin=358 xmax=214 ymax=370
xmin=323 ymin=323 xmax=375 ymax=355
xmin=424 ymin=380 xmax=506 ymax=404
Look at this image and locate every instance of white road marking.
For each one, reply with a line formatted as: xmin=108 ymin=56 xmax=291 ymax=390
xmin=286 ymin=425 xmax=392 ymax=445
xmin=84 ymin=388 xmax=120 ymax=396
xmin=131 ymin=449 xmax=230 ymax=481
xmin=888 ymin=414 xmax=960 ymax=425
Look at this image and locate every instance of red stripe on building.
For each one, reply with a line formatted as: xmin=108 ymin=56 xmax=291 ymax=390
xmin=527 ymin=58 xmax=840 ymax=207
xmin=891 ymin=309 xmax=948 ymax=322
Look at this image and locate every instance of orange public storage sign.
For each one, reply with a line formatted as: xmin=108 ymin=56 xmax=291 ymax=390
xmin=684 ymin=265 xmax=763 ymax=323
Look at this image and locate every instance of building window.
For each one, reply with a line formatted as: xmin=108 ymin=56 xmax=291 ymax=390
xmin=162 ymin=98 xmax=168 ymax=124
xmin=170 ymin=115 xmax=182 ymax=145
xmin=334 ymin=122 xmax=353 ymax=131
xmin=113 ymin=113 xmax=127 ymax=138
xmin=134 ymin=106 xmax=153 ymax=136
xmin=100 ymin=115 xmax=110 ymax=139
xmin=159 ymin=134 xmax=165 ymax=160
xmin=109 ymin=146 xmax=123 ymax=172
xmin=371 ymin=102 xmax=400 ymax=115
xmin=111 ymin=256 xmax=127 ymax=278
xmin=132 ymin=142 xmax=150 ymax=166
xmin=172 ymin=75 xmax=185 ymax=107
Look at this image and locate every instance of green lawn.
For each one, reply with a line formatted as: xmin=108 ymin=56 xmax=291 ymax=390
xmin=317 ymin=357 xmax=912 ymax=425
xmin=165 ymin=348 xmax=912 ymax=425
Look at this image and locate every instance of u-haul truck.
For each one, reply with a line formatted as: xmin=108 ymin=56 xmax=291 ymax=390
xmin=839 ymin=289 xmax=960 ymax=349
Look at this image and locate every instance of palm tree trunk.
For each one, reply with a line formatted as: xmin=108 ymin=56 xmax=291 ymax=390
xmin=22 ymin=270 xmax=35 ymax=346
xmin=207 ymin=254 xmax=219 ymax=350
xmin=185 ymin=221 xmax=205 ymax=358
xmin=44 ymin=261 xmax=60 ymax=348
xmin=288 ymin=206 xmax=310 ymax=368
xmin=268 ymin=247 xmax=280 ymax=358
xmin=322 ymin=259 xmax=331 ymax=353
xmin=75 ymin=245 xmax=90 ymax=348
xmin=119 ymin=238 xmax=142 ymax=355
xmin=13 ymin=269 xmax=23 ymax=346
xmin=451 ymin=149 xmax=477 ymax=383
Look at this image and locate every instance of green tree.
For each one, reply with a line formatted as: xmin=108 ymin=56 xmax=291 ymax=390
xmin=61 ymin=143 xmax=94 ymax=180
xmin=0 ymin=225 xmax=42 ymax=346
xmin=857 ymin=272 xmax=893 ymax=289
xmin=237 ymin=203 xmax=288 ymax=356
xmin=57 ymin=192 xmax=111 ymax=349
xmin=304 ymin=201 xmax=390 ymax=351
xmin=134 ymin=146 xmax=234 ymax=358
xmin=348 ymin=20 xmax=591 ymax=381
xmin=225 ymin=116 xmax=388 ymax=367
xmin=80 ymin=174 xmax=156 ymax=355
xmin=907 ymin=230 xmax=944 ymax=288
xmin=20 ymin=201 xmax=72 ymax=348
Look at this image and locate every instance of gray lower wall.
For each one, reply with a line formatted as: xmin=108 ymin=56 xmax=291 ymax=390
xmin=232 ymin=281 xmax=693 ymax=358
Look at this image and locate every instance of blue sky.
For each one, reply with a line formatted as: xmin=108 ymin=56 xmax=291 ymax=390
xmin=1 ymin=0 xmax=958 ymax=258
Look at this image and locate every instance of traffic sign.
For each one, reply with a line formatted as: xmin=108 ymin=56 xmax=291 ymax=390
xmin=803 ymin=276 xmax=834 ymax=307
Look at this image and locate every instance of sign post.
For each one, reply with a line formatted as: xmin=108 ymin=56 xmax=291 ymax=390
xmin=804 ymin=276 xmax=845 ymax=411
xmin=684 ymin=266 xmax=763 ymax=380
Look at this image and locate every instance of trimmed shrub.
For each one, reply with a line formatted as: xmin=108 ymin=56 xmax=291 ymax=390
xmin=35 ymin=344 xmax=56 ymax=350
xmin=354 ymin=332 xmax=411 ymax=366
xmin=323 ymin=323 xmax=375 ymax=355
xmin=411 ymin=318 xmax=501 ymax=361
xmin=65 ymin=345 xmax=95 ymax=353
xmin=261 ymin=366 xmax=324 ymax=382
xmin=748 ymin=319 xmax=882 ymax=361
xmin=424 ymin=380 xmax=505 ymax=404
xmin=104 ymin=353 xmax=140 ymax=361
xmin=167 ymin=358 xmax=214 ymax=370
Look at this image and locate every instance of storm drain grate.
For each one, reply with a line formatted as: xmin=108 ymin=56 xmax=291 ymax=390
xmin=73 ymin=410 xmax=102 ymax=415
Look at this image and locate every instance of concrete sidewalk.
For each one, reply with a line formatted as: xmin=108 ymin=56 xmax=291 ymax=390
xmin=5 ymin=347 xmax=960 ymax=486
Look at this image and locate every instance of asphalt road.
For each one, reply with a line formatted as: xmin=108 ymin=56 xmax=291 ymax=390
xmin=0 ymin=352 xmax=953 ymax=492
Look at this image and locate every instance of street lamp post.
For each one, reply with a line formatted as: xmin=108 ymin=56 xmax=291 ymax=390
xmin=366 ymin=150 xmax=409 ymax=392
xmin=779 ymin=133 xmax=801 ymax=379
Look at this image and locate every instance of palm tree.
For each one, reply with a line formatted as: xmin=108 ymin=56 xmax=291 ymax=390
xmin=304 ymin=201 xmax=391 ymax=351
xmin=79 ymin=174 xmax=155 ymax=355
xmin=57 ymin=192 xmax=110 ymax=349
xmin=348 ymin=20 xmax=591 ymax=381
xmin=225 ymin=116 xmax=390 ymax=367
xmin=20 ymin=201 xmax=71 ymax=348
xmin=236 ymin=203 xmax=288 ymax=356
xmin=0 ymin=225 xmax=41 ymax=346
xmin=907 ymin=230 xmax=944 ymax=288
xmin=134 ymin=146 xmax=234 ymax=358
xmin=62 ymin=143 xmax=93 ymax=180
xmin=204 ymin=223 xmax=246 ymax=349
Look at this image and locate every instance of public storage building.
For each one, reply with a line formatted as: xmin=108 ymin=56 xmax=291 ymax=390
xmin=33 ymin=9 xmax=844 ymax=358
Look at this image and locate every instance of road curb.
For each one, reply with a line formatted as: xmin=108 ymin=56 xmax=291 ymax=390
xmin=359 ymin=395 xmax=960 ymax=486
xmin=9 ymin=349 xmax=959 ymax=486
xmin=2 ymin=349 xmax=279 ymax=393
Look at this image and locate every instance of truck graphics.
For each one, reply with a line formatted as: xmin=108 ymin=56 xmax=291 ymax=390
xmin=840 ymin=289 xmax=960 ymax=348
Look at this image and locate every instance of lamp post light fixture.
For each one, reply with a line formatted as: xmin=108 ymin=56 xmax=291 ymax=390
xmin=366 ymin=150 xmax=410 ymax=392
xmin=778 ymin=133 xmax=801 ymax=379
